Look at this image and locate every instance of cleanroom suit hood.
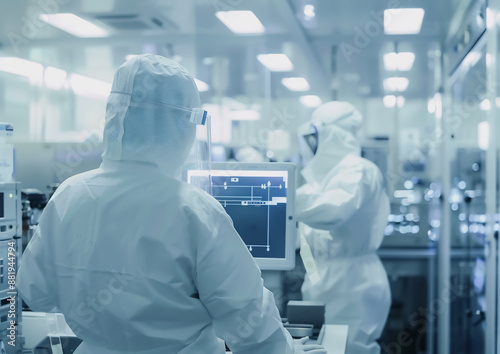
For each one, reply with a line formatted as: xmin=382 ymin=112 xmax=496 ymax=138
xmin=300 ymin=101 xmax=362 ymax=185
xmin=17 ymin=55 xmax=325 ymax=354
xmin=102 ymin=54 xmax=199 ymax=175
xmin=296 ymin=101 xmax=391 ymax=354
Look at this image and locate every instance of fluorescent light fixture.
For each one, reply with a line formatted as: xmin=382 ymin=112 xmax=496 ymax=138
xmin=39 ymin=13 xmax=108 ymax=38
xmin=384 ymin=95 xmax=404 ymax=108
xmin=215 ymin=11 xmax=265 ymax=34
xmin=479 ymin=99 xmax=491 ymax=111
xmin=282 ymin=77 xmax=310 ymax=91
xmin=478 ymin=121 xmax=489 ymax=150
xmin=44 ymin=66 xmax=67 ymax=90
xmin=257 ymin=54 xmax=294 ymax=72
xmin=383 ymin=77 xmax=409 ymax=92
xmin=300 ymin=95 xmax=322 ymax=107
xmin=194 ymin=78 xmax=210 ymax=92
xmin=69 ymin=73 xmax=111 ymax=100
xmin=384 ymin=8 xmax=425 ymax=34
xmin=0 ymin=57 xmax=44 ymax=84
xmin=383 ymin=52 xmax=415 ymax=71
xmin=383 ymin=95 xmax=396 ymax=108
xmin=228 ymin=110 xmax=261 ymax=121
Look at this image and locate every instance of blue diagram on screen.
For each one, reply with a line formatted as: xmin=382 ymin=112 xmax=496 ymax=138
xmin=189 ymin=171 xmax=288 ymax=259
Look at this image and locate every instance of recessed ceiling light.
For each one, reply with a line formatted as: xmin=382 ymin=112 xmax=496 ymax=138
xmin=257 ymin=54 xmax=294 ymax=72
xmin=282 ymin=77 xmax=310 ymax=92
xmin=44 ymin=66 xmax=67 ymax=90
xmin=0 ymin=57 xmax=43 ymax=81
xmin=300 ymin=95 xmax=322 ymax=107
xmin=383 ymin=95 xmax=405 ymax=108
xmin=228 ymin=110 xmax=261 ymax=121
xmin=69 ymin=73 xmax=111 ymax=100
xmin=383 ymin=52 xmax=416 ymax=71
xmin=39 ymin=13 xmax=108 ymax=38
xmin=215 ymin=11 xmax=265 ymax=34
xmin=479 ymin=99 xmax=491 ymax=111
xmin=383 ymin=95 xmax=396 ymax=108
xmin=384 ymin=8 xmax=425 ymax=35
xmin=383 ymin=77 xmax=409 ymax=92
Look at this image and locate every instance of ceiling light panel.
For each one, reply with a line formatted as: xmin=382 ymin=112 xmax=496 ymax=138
xmin=300 ymin=95 xmax=322 ymax=107
xmin=215 ymin=11 xmax=265 ymax=34
xmin=383 ymin=77 xmax=409 ymax=92
xmin=257 ymin=54 xmax=294 ymax=72
xmin=39 ymin=13 xmax=109 ymax=38
xmin=383 ymin=52 xmax=415 ymax=71
xmin=384 ymin=8 xmax=425 ymax=35
xmin=281 ymin=77 xmax=310 ymax=92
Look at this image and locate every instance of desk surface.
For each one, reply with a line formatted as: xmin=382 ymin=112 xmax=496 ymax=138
xmin=23 ymin=312 xmax=348 ymax=354
xmin=312 ymin=325 xmax=348 ymax=354
xmin=227 ymin=325 xmax=348 ymax=354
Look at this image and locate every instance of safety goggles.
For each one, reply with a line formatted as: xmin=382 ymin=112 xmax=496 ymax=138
xmin=111 ymin=91 xmax=210 ymax=125
xmin=299 ymin=124 xmax=319 ymax=155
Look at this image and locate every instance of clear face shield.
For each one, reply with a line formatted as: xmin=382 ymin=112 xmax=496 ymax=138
xmin=125 ymin=95 xmax=211 ymax=180
xmin=182 ymin=105 xmax=214 ymax=194
xmin=114 ymin=89 xmax=213 ymax=189
xmin=297 ymin=123 xmax=319 ymax=168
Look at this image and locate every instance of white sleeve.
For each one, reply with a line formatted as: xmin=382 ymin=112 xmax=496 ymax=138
xmin=195 ymin=211 xmax=294 ymax=354
xmin=295 ymin=167 xmax=366 ymax=230
xmin=17 ymin=225 xmax=58 ymax=313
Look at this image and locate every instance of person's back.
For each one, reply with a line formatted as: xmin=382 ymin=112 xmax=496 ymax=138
xmin=314 ymin=154 xmax=389 ymax=256
xmin=17 ymin=55 xmax=327 ymax=354
xmin=31 ymin=163 xmax=226 ymax=353
xmin=296 ymin=101 xmax=391 ymax=354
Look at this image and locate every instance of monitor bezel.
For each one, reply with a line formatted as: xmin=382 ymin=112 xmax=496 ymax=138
xmin=185 ymin=162 xmax=297 ymax=271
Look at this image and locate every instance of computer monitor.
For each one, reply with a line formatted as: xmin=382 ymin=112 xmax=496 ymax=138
xmin=186 ymin=162 xmax=296 ymax=270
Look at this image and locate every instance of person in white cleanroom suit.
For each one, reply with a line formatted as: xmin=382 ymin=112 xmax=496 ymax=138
xmin=296 ymin=101 xmax=391 ymax=354
xmin=17 ymin=55 xmax=326 ymax=354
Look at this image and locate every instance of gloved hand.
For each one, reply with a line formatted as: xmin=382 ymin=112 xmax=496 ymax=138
xmin=293 ymin=336 xmax=328 ymax=353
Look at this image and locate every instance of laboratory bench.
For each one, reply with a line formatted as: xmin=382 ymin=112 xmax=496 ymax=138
xmin=15 ymin=312 xmax=348 ymax=354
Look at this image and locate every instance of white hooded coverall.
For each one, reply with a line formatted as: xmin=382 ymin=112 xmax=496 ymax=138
xmin=297 ymin=102 xmax=391 ymax=354
xmin=17 ymin=55 xmax=326 ymax=354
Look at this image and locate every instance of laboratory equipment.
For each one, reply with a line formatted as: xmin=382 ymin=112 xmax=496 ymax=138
xmin=362 ymin=145 xmax=434 ymax=248
xmin=21 ymin=312 xmax=81 ymax=354
xmin=286 ymin=301 xmax=325 ymax=332
xmin=441 ymin=1 xmax=490 ymax=350
xmin=0 ymin=123 xmax=14 ymax=183
xmin=21 ymin=189 xmax=47 ymax=251
xmin=0 ymin=183 xmax=22 ymax=349
xmin=186 ymin=162 xmax=297 ymax=270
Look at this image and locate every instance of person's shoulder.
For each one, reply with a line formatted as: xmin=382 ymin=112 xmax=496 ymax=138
xmin=178 ymin=182 xmax=227 ymax=218
xmin=330 ymin=155 xmax=384 ymax=187
xmin=51 ymin=169 xmax=101 ymax=197
xmin=333 ymin=154 xmax=365 ymax=175
xmin=341 ymin=155 xmax=380 ymax=173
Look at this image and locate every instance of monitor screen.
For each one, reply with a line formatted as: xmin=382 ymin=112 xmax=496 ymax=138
xmin=186 ymin=162 xmax=296 ymax=270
